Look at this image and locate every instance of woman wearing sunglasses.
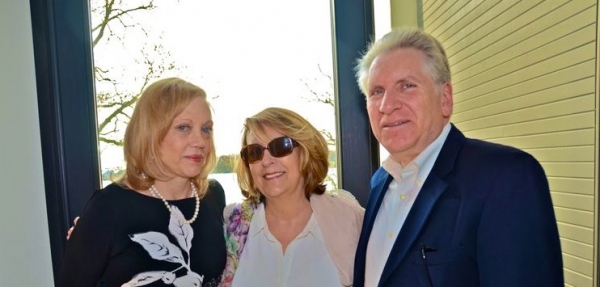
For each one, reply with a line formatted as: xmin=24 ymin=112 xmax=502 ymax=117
xmin=219 ymin=107 xmax=364 ymax=287
xmin=59 ymin=78 xmax=226 ymax=287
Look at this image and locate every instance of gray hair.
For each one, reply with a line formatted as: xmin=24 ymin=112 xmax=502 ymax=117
xmin=355 ymin=28 xmax=451 ymax=96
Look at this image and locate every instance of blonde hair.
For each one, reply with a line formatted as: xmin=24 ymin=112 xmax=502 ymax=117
xmin=235 ymin=107 xmax=329 ymax=203
xmin=122 ymin=77 xmax=217 ymax=198
xmin=355 ymin=27 xmax=451 ymax=96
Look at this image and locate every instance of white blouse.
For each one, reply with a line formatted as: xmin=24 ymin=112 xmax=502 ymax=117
xmin=231 ymin=203 xmax=342 ymax=287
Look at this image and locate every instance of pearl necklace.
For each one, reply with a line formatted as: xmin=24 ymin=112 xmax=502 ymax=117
xmin=149 ymin=181 xmax=200 ymax=225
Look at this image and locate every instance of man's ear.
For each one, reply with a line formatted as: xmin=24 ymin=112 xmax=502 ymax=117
xmin=440 ymin=82 xmax=453 ymax=118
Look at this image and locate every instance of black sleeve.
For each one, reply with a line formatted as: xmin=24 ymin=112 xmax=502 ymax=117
xmin=58 ymin=190 xmax=117 ymax=287
xmin=477 ymin=151 xmax=563 ymax=286
xmin=208 ymin=179 xmax=226 ymax=218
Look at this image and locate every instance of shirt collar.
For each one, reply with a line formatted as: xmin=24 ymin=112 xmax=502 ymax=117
xmin=249 ymin=203 xmax=321 ymax=242
xmin=250 ymin=203 xmax=266 ymax=238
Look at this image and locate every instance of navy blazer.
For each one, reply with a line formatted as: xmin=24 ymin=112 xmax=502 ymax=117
xmin=354 ymin=125 xmax=563 ymax=287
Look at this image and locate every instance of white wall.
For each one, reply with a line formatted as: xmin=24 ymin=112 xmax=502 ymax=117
xmin=0 ymin=0 xmax=54 ymax=285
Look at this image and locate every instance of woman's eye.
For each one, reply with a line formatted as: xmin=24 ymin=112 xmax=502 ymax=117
xmin=202 ymin=126 xmax=213 ymax=134
xmin=176 ymin=125 xmax=190 ymax=131
xmin=403 ymin=83 xmax=416 ymax=89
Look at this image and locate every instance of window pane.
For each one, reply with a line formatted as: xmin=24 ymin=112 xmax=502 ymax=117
xmin=92 ymin=0 xmax=338 ymax=204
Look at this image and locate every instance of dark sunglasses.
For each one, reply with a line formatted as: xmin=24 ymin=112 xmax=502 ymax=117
xmin=240 ymin=136 xmax=299 ymax=164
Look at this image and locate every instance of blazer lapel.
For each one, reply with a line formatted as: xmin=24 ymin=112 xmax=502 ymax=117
xmin=378 ymin=175 xmax=447 ymax=286
xmin=354 ymin=169 xmax=393 ymax=286
xmin=378 ymin=125 xmax=465 ymax=286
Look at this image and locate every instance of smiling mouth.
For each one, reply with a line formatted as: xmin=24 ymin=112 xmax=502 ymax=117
xmin=186 ymin=155 xmax=204 ymax=162
xmin=383 ymin=120 xmax=409 ymax=128
xmin=264 ymin=172 xmax=284 ymax=179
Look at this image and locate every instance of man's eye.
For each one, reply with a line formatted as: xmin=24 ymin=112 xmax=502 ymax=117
xmin=403 ymin=83 xmax=416 ymax=89
xmin=371 ymin=88 xmax=384 ymax=96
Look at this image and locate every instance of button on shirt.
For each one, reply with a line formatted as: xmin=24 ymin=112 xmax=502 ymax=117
xmin=231 ymin=203 xmax=342 ymax=287
xmin=365 ymin=123 xmax=451 ymax=287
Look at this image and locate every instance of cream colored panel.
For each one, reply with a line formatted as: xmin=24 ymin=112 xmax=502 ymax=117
xmin=449 ymin=0 xmax=550 ymax=62
xmin=558 ymin=222 xmax=593 ymax=244
xmin=455 ymin=22 xmax=596 ymax=93
xmin=552 ymin=193 xmax=594 ymax=212
xmin=561 ymin=238 xmax=593 ymax=261
xmin=528 ymin=146 xmax=594 ymax=162
xmin=424 ymin=0 xmax=458 ymax=33
xmin=564 ymin=269 xmax=593 ymax=287
xmin=542 ymin=162 xmax=594 ymax=178
xmin=422 ymin=0 xmax=597 ymax=286
xmin=458 ymin=94 xmax=594 ymax=131
xmin=555 ymin=206 xmax=594 ymax=227
xmin=455 ymin=60 xmax=595 ymax=112
xmin=454 ymin=42 xmax=595 ymax=104
xmin=439 ymin=0 xmax=528 ymax=49
xmin=548 ymin=177 xmax=595 ymax=195
xmin=563 ymin=253 xmax=593 ymax=277
xmin=431 ymin=1 xmax=503 ymax=44
xmin=451 ymin=1 xmax=595 ymax=75
xmin=463 ymin=113 xmax=595 ymax=139
xmin=453 ymin=77 xmax=595 ymax=123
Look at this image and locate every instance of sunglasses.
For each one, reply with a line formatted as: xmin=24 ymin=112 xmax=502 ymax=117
xmin=240 ymin=136 xmax=299 ymax=164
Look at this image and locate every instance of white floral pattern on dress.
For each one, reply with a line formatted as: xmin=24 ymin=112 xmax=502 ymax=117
xmin=122 ymin=206 xmax=204 ymax=287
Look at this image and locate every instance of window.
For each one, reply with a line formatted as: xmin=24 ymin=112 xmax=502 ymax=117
xmin=90 ymin=0 xmax=338 ymax=204
xmin=30 ymin=0 xmax=374 ymax=283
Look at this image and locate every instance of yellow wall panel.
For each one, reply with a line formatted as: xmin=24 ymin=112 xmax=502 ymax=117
xmin=451 ymin=1 xmax=594 ymax=74
xmin=564 ymin=269 xmax=593 ymax=287
xmin=561 ymin=238 xmax=594 ymax=261
xmin=455 ymin=61 xmax=594 ymax=111
xmin=555 ymin=206 xmax=594 ymax=226
xmin=557 ymin=222 xmax=593 ymax=244
xmin=420 ymin=0 xmax=597 ymax=285
xmin=431 ymin=1 xmax=502 ymax=44
xmin=549 ymin=177 xmax=595 ymax=195
xmin=463 ymin=114 xmax=595 ymax=139
xmin=542 ymin=162 xmax=594 ymax=178
xmin=528 ymin=146 xmax=594 ymax=162
xmin=453 ymin=77 xmax=595 ymax=123
xmin=552 ymin=194 xmax=594 ymax=212
xmin=423 ymin=0 xmax=459 ymax=33
xmin=563 ymin=253 xmax=593 ymax=277
xmin=455 ymin=43 xmax=595 ymax=103
xmin=455 ymin=23 xmax=596 ymax=93
xmin=458 ymin=95 xmax=594 ymax=132
xmin=441 ymin=0 xmax=522 ymax=51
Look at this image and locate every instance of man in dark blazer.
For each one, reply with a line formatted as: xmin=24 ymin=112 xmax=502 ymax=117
xmin=352 ymin=28 xmax=563 ymax=287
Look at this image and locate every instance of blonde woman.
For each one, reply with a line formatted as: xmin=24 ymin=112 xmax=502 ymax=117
xmin=60 ymin=78 xmax=226 ymax=287
xmin=220 ymin=107 xmax=364 ymax=287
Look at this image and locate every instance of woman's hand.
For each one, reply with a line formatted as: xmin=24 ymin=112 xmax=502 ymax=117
xmin=66 ymin=216 xmax=80 ymax=240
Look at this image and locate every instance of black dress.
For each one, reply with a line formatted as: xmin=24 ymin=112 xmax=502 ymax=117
xmin=59 ymin=180 xmax=226 ymax=287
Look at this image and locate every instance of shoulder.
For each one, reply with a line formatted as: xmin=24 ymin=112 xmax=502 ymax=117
xmin=76 ymin=184 xmax=128 ymax=228
xmin=223 ymin=202 xmax=239 ymax=219
xmin=87 ymin=183 xmax=132 ymax=207
xmin=223 ymin=200 xmax=257 ymax=220
xmin=445 ymin=124 xmax=541 ymax=168
xmin=463 ymin=137 xmax=542 ymax=170
xmin=204 ymin=178 xmax=226 ymax=208
xmin=311 ymin=190 xmax=364 ymax=218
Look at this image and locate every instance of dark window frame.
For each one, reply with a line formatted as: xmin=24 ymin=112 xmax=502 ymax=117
xmin=29 ymin=0 xmax=376 ymax=283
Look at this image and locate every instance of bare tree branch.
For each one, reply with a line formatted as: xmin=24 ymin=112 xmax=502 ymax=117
xmin=92 ymin=0 xmax=181 ymax=148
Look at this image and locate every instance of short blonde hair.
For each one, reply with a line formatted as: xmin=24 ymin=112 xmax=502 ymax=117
xmin=355 ymin=27 xmax=451 ymax=96
xmin=122 ymin=77 xmax=217 ymax=197
xmin=235 ymin=107 xmax=329 ymax=203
